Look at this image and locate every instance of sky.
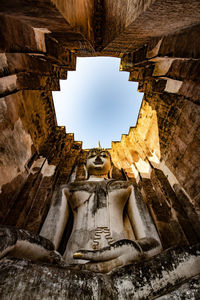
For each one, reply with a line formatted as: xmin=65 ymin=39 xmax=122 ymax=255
xmin=53 ymin=57 xmax=143 ymax=149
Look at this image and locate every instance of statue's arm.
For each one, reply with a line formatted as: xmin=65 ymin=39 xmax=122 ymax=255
xmin=0 ymin=186 xmax=70 ymax=264
xmin=40 ymin=185 xmax=70 ymax=250
xmin=127 ymin=185 xmax=162 ymax=257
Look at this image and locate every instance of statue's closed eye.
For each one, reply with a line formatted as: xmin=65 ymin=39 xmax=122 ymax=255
xmin=100 ymin=152 xmax=108 ymax=158
xmin=88 ymin=152 xmax=96 ymax=158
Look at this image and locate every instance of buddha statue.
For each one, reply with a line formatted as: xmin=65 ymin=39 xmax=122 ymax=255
xmin=0 ymin=148 xmax=162 ymax=272
xmin=40 ymin=148 xmax=162 ymax=273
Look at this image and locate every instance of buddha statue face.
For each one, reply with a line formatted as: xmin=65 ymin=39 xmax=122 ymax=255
xmin=86 ymin=148 xmax=112 ymax=178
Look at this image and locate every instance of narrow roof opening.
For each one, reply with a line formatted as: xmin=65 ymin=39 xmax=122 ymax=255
xmin=53 ymin=57 xmax=143 ymax=149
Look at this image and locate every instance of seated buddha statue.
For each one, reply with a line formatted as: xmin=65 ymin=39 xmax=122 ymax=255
xmin=40 ymin=148 xmax=162 ymax=272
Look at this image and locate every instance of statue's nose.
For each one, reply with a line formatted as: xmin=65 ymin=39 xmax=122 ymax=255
xmin=94 ymin=156 xmax=103 ymax=164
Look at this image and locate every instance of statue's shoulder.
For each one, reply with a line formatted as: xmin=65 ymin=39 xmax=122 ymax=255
xmin=66 ymin=179 xmax=133 ymax=193
xmin=107 ymin=180 xmax=132 ymax=191
xmin=67 ymin=181 xmax=97 ymax=193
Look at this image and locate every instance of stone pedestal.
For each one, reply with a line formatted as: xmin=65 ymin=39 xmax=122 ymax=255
xmin=0 ymin=244 xmax=199 ymax=299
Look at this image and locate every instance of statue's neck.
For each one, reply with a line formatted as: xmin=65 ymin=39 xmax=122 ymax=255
xmin=87 ymin=175 xmax=108 ymax=181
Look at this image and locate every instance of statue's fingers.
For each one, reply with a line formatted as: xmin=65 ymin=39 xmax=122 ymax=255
xmin=73 ymin=245 xmax=119 ymax=262
xmin=73 ymin=240 xmax=128 ymax=262
xmin=73 ymin=239 xmax=142 ymax=262
xmin=83 ymin=257 xmax=123 ymax=273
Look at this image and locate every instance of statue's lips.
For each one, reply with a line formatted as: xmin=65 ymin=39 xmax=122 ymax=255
xmin=94 ymin=161 xmax=103 ymax=165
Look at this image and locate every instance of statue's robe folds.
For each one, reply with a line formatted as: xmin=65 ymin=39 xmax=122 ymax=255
xmin=64 ymin=180 xmax=132 ymax=263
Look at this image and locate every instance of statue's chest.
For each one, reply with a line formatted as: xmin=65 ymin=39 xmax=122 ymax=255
xmin=68 ymin=181 xmax=131 ymax=214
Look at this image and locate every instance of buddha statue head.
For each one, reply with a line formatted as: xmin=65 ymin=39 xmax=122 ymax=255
xmin=85 ymin=148 xmax=112 ymax=179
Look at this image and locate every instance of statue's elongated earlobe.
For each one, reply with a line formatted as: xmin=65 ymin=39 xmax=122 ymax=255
xmin=108 ymin=166 xmax=113 ymax=179
xmin=69 ymin=166 xmax=77 ymax=183
xmin=84 ymin=164 xmax=89 ymax=180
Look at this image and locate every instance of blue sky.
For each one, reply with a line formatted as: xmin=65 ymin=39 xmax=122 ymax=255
xmin=53 ymin=57 xmax=143 ymax=149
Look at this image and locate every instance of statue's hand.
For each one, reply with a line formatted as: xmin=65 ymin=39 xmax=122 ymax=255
xmin=49 ymin=250 xmax=66 ymax=266
xmin=0 ymin=226 xmax=17 ymax=258
xmin=73 ymin=239 xmax=143 ymax=273
xmin=0 ymin=225 xmax=65 ymax=266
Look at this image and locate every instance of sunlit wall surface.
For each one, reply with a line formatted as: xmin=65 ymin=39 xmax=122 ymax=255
xmin=53 ymin=57 xmax=143 ymax=149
